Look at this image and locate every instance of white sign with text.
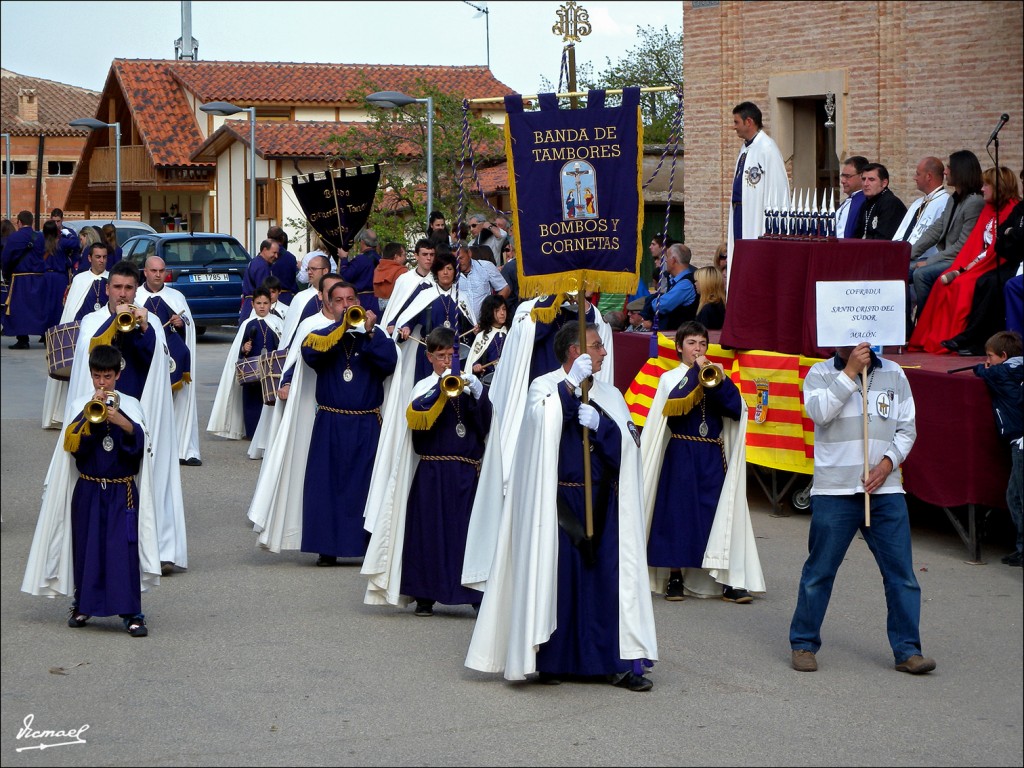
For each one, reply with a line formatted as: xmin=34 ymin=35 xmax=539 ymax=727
xmin=816 ymin=281 xmax=906 ymax=347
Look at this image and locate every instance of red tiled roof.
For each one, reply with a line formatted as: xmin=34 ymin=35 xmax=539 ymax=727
xmin=474 ymin=163 xmax=511 ymax=193
xmin=113 ymin=60 xmax=212 ymax=168
xmin=166 ymin=61 xmax=514 ymax=106
xmin=0 ymin=69 xmax=101 ymax=136
xmin=191 ymin=120 xmax=422 ymax=162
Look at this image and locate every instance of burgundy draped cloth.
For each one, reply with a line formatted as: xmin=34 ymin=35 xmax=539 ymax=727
xmin=721 ymin=239 xmax=910 ymax=358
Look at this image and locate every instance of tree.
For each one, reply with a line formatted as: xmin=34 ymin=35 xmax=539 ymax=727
xmin=324 ymin=75 xmax=504 ymax=246
xmin=539 ymin=25 xmax=683 ymax=144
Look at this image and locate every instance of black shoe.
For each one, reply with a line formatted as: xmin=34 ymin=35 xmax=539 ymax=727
xmin=179 ymin=457 xmax=202 ymax=466
xmin=123 ymin=614 xmax=148 ymax=637
xmin=8 ymin=340 xmax=29 ymax=350
xmin=940 ymin=339 xmax=959 ymax=352
xmin=537 ymin=672 xmax=562 ymax=685
xmin=1004 ymin=552 xmax=1023 ymax=567
xmin=613 ymin=672 xmax=653 ymax=692
xmin=67 ymin=606 xmax=89 ymax=628
xmin=37 ymin=336 xmax=46 ymax=344
xmin=665 ymin=574 xmax=685 ymax=601
xmin=722 ymin=586 xmax=753 ymax=604
xmin=315 ymin=555 xmax=338 ymax=567
xmin=414 ymin=600 xmax=435 ymax=617
xmin=957 ymin=348 xmax=979 ymax=357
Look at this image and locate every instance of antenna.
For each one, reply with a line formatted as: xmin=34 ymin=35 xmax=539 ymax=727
xmin=175 ymin=0 xmax=199 ymax=61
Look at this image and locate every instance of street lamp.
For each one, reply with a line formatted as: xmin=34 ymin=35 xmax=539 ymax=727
xmin=366 ymin=91 xmax=433 ymax=232
xmin=462 ymin=0 xmax=491 ymax=69
xmin=69 ymin=118 xmax=121 ymax=219
xmin=200 ymin=101 xmax=257 ymax=254
xmin=0 ymin=132 xmax=10 ymax=221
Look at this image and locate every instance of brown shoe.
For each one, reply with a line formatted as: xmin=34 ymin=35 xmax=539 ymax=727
xmin=791 ymin=650 xmax=818 ymax=672
xmin=894 ymin=655 xmax=936 ymax=674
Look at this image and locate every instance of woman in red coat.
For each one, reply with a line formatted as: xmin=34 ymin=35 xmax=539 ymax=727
xmin=908 ymin=166 xmax=1020 ymax=354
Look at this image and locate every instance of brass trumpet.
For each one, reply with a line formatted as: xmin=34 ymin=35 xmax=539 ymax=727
xmin=343 ymin=304 xmax=366 ymax=329
xmin=698 ymin=362 xmax=725 ymax=388
xmin=440 ymin=373 xmax=465 ymax=397
xmin=115 ymin=306 xmax=142 ymax=333
xmin=84 ymin=391 xmax=121 ymax=423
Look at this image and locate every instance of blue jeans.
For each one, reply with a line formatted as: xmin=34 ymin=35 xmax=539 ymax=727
xmin=790 ymin=493 xmax=923 ymax=664
xmin=1008 ymin=444 xmax=1023 ymax=555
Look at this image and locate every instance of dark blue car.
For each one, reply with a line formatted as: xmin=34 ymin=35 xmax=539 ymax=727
xmin=120 ymin=233 xmax=251 ymax=333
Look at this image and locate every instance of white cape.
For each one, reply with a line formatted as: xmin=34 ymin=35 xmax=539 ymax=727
xmin=361 ymin=371 xmax=439 ymax=607
xmin=381 ymin=270 xmax=434 ymax=330
xmin=137 ymin=284 xmax=201 ymax=462
xmin=726 ymin=130 xmax=790 ymax=290
xmin=461 ymin=297 xmax=613 ymax=590
xmin=41 ymin=270 xmax=107 ymax=429
xmin=22 ymin=393 xmax=162 ymax=597
xmin=247 ymin=288 xmax=317 ymax=459
xmin=207 ymin=310 xmax=283 ymax=440
xmin=465 ymin=370 xmax=658 ymax=680
xmin=66 ymin=307 xmax=188 ymax=567
xmin=639 ymin=364 xmax=766 ymax=595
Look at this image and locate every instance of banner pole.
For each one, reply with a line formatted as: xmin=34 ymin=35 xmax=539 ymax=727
xmin=467 ymin=85 xmax=676 ymax=105
xmin=578 ymin=283 xmax=594 ymax=540
xmin=862 ymin=370 xmax=871 ymax=527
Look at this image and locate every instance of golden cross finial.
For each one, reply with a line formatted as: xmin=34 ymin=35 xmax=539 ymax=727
xmin=552 ymin=1 xmax=592 ymax=42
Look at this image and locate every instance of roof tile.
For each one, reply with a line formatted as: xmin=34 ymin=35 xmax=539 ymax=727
xmin=0 ymin=68 xmax=101 ymax=136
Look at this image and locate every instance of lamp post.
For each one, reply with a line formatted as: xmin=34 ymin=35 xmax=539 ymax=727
xmin=366 ymin=91 xmax=433 ymax=232
xmin=69 ymin=118 xmax=120 ymax=219
xmin=200 ymin=101 xmax=257 ymax=254
xmin=1 ymin=132 xmax=11 ymax=221
xmin=462 ymin=0 xmax=491 ymax=69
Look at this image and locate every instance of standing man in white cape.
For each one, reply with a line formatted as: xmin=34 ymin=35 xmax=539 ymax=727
xmin=640 ymin=321 xmax=765 ymax=600
xmin=465 ymin=322 xmax=657 ymax=690
xmin=136 ymin=256 xmax=202 ymax=466
xmin=64 ymin=260 xmax=187 ymax=573
xmin=726 ymin=101 xmax=790 ymax=289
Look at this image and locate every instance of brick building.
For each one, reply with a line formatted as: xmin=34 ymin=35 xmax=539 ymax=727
xmin=0 ymin=69 xmax=100 ymax=224
xmin=683 ymin=0 xmax=1024 ymax=261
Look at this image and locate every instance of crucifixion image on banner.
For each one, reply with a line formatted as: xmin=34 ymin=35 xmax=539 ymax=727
xmin=561 ymin=160 xmax=599 ymax=220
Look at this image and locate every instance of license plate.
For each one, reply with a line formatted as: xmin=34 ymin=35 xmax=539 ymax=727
xmin=191 ymin=274 xmax=228 ymax=283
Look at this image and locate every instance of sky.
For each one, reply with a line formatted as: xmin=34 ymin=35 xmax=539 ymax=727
xmin=0 ymin=0 xmax=683 ymax=96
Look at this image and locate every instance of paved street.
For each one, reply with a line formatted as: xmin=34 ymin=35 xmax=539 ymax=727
xmin=1 ymin=331 xmax=1021 ymax=766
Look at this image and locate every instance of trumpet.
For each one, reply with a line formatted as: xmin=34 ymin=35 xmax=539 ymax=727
xmin=698 ymin=362 xmax=725 ymax=388
xmin=343 ymin=304 xmax=366 ymax=329
xmin=115 ymin=306 xmax=142 ymax=333
xmin=84 ymin=391 xmax=121 ymax=424
xmin=440 ymin=373 xmax=466 ymax=397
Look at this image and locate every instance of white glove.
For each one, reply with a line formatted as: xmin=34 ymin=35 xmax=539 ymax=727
xmin=578 ymin=403 xmax=600 ymax=431
xmin=462 ymin=372 xmax=484 ymax=400
xmin=566 ymin=353 xmax=593 ymax=387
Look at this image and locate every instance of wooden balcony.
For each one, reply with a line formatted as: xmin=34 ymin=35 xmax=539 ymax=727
xmin=89 ymin=145 xmax=156 ymax=184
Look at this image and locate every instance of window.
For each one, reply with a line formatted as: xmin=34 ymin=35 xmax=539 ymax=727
xmin=246 ymin=178 xmax=279 ymax=219
xmin=2 ymin=160 xmax=30 ymax=175
xmin=48 ymin=161 xmax=76 ymax=176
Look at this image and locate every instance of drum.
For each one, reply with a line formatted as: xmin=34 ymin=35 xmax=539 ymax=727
xmin=45 ymin=321 xmax=80 ymax=380
xmin=235 ymin=355 xmax=262 ymax=385
xmin=258 ymin=349 xmax=288 ymax=405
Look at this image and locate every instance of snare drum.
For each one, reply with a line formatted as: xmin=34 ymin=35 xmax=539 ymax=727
xmin=45 ymin=321 xmax=80 ymax=380
xmin=235 ymin=355 xmax=262 ymax=385
xmin=258 ymin=349 xmax=288 ymax=405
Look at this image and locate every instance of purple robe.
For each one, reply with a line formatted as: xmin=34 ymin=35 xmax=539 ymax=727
xmin=239 ymin=317 xmax=280 ymax=438
xmin=300 ymin=324 xmax=397 ymax=557
xmin=400 ymin=384 xmax=492 ymax=605
xmin=68 ymin=408 xmax=145 ymax=616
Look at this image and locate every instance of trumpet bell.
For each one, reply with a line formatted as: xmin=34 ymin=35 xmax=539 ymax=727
xmin=440 ymin=374 xmax=465 ymax=396
xmin=344 ymin=305 xmax=366 ymax=328
xmin=115 ymin=308 xmax=140 ymax=333
xmin=84 ymin=391 xmax=120 ymax=423
xmin=698 ymin=363 xmax=725 ymax=388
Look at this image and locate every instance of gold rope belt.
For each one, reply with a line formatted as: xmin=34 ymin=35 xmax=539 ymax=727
xmin=670 ymin=433 xmax=728 ymax=472
xmin=317 ymin=405 xmax=382 ymax=424
xmin=78 ymin=474 xmax=135 ymax=509
xmin=418 ymin=454 xmax=482 ymax=476
xmin=557 ymin=480 xmax=619 ymax=491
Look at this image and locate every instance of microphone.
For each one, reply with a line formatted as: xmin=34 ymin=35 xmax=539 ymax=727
xmin=986 ymin=114 xmax=1009 ymax=146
